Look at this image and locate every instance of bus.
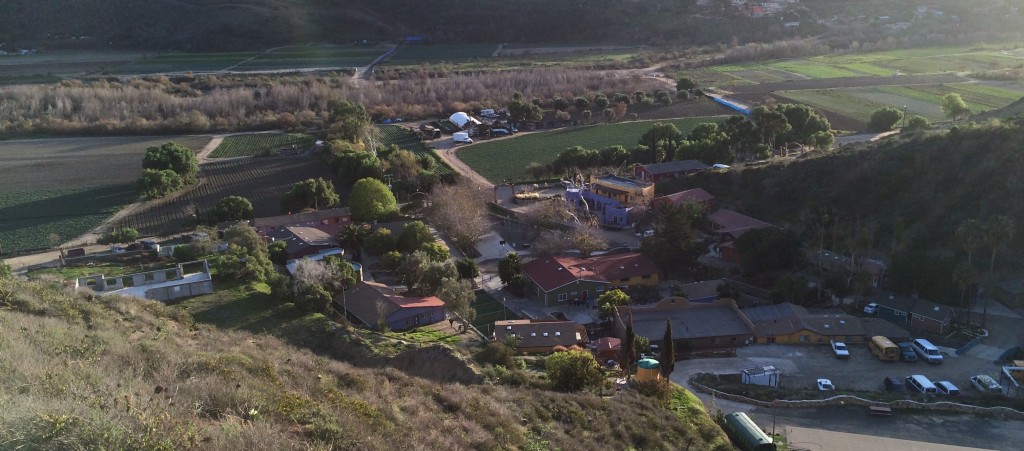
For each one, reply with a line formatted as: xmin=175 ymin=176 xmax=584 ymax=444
xmin=869 ymin=336 xmax=899 ymax=361
xmin=723 ymin=412 xmax=776 ymax=451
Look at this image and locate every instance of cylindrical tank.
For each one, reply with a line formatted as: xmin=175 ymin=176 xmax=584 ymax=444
xmin=636 ymin=358 xmax=661 ymax=383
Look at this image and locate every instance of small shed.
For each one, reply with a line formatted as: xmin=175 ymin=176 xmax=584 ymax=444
xmin=741 ymin=365 xmax=781 ymax=387
xmin=1000 ymin=366 xmax=1024 ymax=397
xmin=636 ymin=358 xmax=661 ymax=383
xmin=593 ymin=337 xmax=622 ymax=361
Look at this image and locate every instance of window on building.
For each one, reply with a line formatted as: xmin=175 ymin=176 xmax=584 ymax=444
xmin=554 ymin=332 xmax=561 ymax=336
xmin=641 ymin=275 xmax=651 ymax=279
xmin=570 ymin=291 xmax=577 ymax=297
xmin=557 ymin=293 xmax=567 ymax=302
xmin=596 ymin=286 xmax=604 ymax=292
xmin=799 ymin=335 xmax=809 ymax=343
xmin=620 ymin=278 xmax=629 ymax=282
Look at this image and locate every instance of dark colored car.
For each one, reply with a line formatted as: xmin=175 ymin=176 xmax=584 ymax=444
xmin=884 ymin=376 xmax=906 ymax=392
xmin=897 ymin=342 xmax=918 ymax=362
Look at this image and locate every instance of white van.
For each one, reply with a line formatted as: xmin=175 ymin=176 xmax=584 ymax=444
xmin=905 ymin=374 xmax=938 ymax=395
xmin=912 ymin=338 xmax=943 ymax=364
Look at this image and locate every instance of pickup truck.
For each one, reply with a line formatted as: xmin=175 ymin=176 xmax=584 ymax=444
xmin=830 ymin=339 xmax=850 ymax=359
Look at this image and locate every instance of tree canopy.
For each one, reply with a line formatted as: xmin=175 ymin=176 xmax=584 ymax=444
xmin=212 ymin=196 xmax=254 ymax=222
xmin=733 ymin=227 xmax=803 ymax=274
xmin=868 ymin=107 xmax=903 ymax=132
xmin=280 ymin=178 xmax=340 ymax=213
xmin=136 ymin=169 xmax=184 ymax=198
xmin=142 ymin=142 xmax=198 ymax=183
xmin=941 ymin=93 xmax=971 ymax=120
xmin=328 ymin=100 xmax=371 ymax=143
xmin=349 ymin=178 xmax=398 ymax=222
xmin=545 ymin=350 xmax=605 ymax=393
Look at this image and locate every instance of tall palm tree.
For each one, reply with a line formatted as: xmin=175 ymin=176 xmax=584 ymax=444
xmin=955 ymin=219 xmax=985 ymax=268
xmin=953 ymin=261 xmax=977 ymax=325
xmin=981 ymin=216 xmax=1014 ymax=327
xmin=337 ymin=223 xmax=370 ymax=262
xmin=985 ymin=216 xmax=1014 ymax=274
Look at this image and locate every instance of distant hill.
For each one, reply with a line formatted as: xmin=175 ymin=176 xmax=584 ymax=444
xmin=0 ymin=276 xmax=731 ymax=449
xmin=658 ymin=123 xmax=1024 ymax=302
xmin=973 ymin=96 xmax=1024 ymax=122
xmin=0 ymin=0 xmax=810 ymax=51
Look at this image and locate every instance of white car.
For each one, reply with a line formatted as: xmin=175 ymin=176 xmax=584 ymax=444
xmin=817 ymin=378 xmax=835 ymax=391
xmin=830 ymin=340 xmax=850 ymax=359
xmin=863 ymin=303 xmax=879 ymax=314
xmin=971 ymin=375 xmax=1003 ymax=394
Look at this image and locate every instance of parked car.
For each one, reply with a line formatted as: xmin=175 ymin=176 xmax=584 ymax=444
xmin=491 ymin=128 xmax=512 ymax=136
xmin=936 ymin=380 xmax=960 ymax=396
xmin=109 ymin=246 xmax=126 ymax=253
xmin=896 ymin=342 xmax=918 ymax=362
xmin=884 ymin=376 xmax=906 ymax=392
xmin=816 ymin=378 xmax=835 ymax=391
xmin=126 ymin=243 xmax=143 ymax=251
xmin=830 ymin=339 xmax=850 ymax=359
xmin=863 ymin=303 xmax=879 ymax=314
xmin=971 ymin=375 xmax=1003 ymax=394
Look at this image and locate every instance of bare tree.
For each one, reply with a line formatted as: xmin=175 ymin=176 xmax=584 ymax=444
xmin=427 ymin=180 xmax=491 ymax=251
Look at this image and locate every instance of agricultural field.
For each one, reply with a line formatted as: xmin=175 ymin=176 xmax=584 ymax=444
xmin=117 ymin=155 xmax=338 ymax=237
xmin=684 ymin=44 xmax=1024 ymax=87
xmin=777 ymin=82 xmax=1024 ymax=125
xmin=209 ymin=133 xmax=316 ymax=158
xmin=0 ymin=135 xmax=211 ymax=256
xmin=110 ymin=52 xmax=257 ymax=74
xmin=0 ymin=51 xmax=146 ymax=80
xmin=0 ymin=185 xmax=135 ymax=256
xmin=384 ymin=44 xmax=499 ymax=65
xmin=232 ymin=45 xmax=385 ymax=71
xmin=374 ymin=125 xmax=453 ymax=176
xmin=457 ymin=117 xmax=725 ymax=184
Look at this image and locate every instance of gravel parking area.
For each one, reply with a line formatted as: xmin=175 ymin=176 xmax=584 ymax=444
xmin=735 ymin=343 xmax=1005 ymax=395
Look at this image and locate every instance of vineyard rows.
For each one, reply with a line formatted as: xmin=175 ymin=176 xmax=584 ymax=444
xmin=209 ymin=133 xmax=316 ymax=158
xmin=117 ymin=156 xmax=339 ymax=237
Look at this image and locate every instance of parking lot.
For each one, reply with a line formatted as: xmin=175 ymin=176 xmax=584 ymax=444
xmin=734 ymin=342 xmax=1007 ymax=395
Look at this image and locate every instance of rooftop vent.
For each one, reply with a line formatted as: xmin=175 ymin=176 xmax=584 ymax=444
xmin=934 ymin=306 xmax=940 ymax=312
xmin=839 ymin=320 xmax=845 ymax=325
xmin=543 ymin=333 xmax=549 ymax=337
xmin=506 ymin=326 xmax=512 ymax=330
xmin=824 ymin=324 xmax=830 ymax=328
xmin=555 ymin=332 xmax=561 ymax=336
xmin=531 ymin=333 xmax=537 ymax=337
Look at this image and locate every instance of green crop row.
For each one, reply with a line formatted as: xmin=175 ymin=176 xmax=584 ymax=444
xmin=0 ymin=184 xmax=136 ymax=256
xmin=457 ymin=117 xmax=725 ymax=184
xmin=209 ymin=133 xmax=316 ymax=158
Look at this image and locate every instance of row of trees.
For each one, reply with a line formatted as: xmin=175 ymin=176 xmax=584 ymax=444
xmin=867 ymin=93 xmax=969 ymax=132
xmin=549 ymin=104 xmax=834 ymax=176
xmin=0 ymin=69 xmax=664 ymax=136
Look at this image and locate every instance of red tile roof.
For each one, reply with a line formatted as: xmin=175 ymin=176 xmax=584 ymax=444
xmin=522 ymin=252 xmax=658 ymax=292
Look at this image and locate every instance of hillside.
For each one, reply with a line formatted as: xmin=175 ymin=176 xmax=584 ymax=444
xmin=0 ymin=277 xmax=730 ymax=450
xmin=658 ymin=122 xmax=1024 ymax=301
xmin=0 ymin=0 xmax=808 ymax=51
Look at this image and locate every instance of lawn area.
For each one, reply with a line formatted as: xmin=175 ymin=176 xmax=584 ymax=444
xmin=209 ymin=133 xmax=316 ymax=158
xmin=177 ymin=281 xmax=303 ymax=332
xmin=27 ymin=262 xmax=143 ymax=280
xmin=458 ymin=117 xmax=725 ymax=184
xmin=471 ymin=290 xmax=520 ymax=337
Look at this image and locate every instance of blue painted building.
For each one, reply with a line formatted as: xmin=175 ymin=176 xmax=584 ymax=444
xmin=565 ymin=187 xmax=634 ymax=228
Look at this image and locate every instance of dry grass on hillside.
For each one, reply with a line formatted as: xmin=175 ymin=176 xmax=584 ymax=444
xmin=0 ymin=278 xmax=730 ymax=450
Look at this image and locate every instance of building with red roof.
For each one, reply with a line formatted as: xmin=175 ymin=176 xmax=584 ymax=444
xmin=521 ymin=252 xmax=659 ymax=306
xmin=339 ymin=281 xmax=446 ymax=331
xmin=651 ymin=187 xmax=716 ymax=210
xmin=708 ymin=209 xmax=773 ymax=240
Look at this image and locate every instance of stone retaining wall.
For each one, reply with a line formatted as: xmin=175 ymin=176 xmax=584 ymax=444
xmin=690 ymin=377 xmax=1024 ymax=419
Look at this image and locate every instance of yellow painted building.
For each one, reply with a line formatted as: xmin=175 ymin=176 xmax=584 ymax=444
xmin=743 ymin=303 xmax=867 ymax=345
